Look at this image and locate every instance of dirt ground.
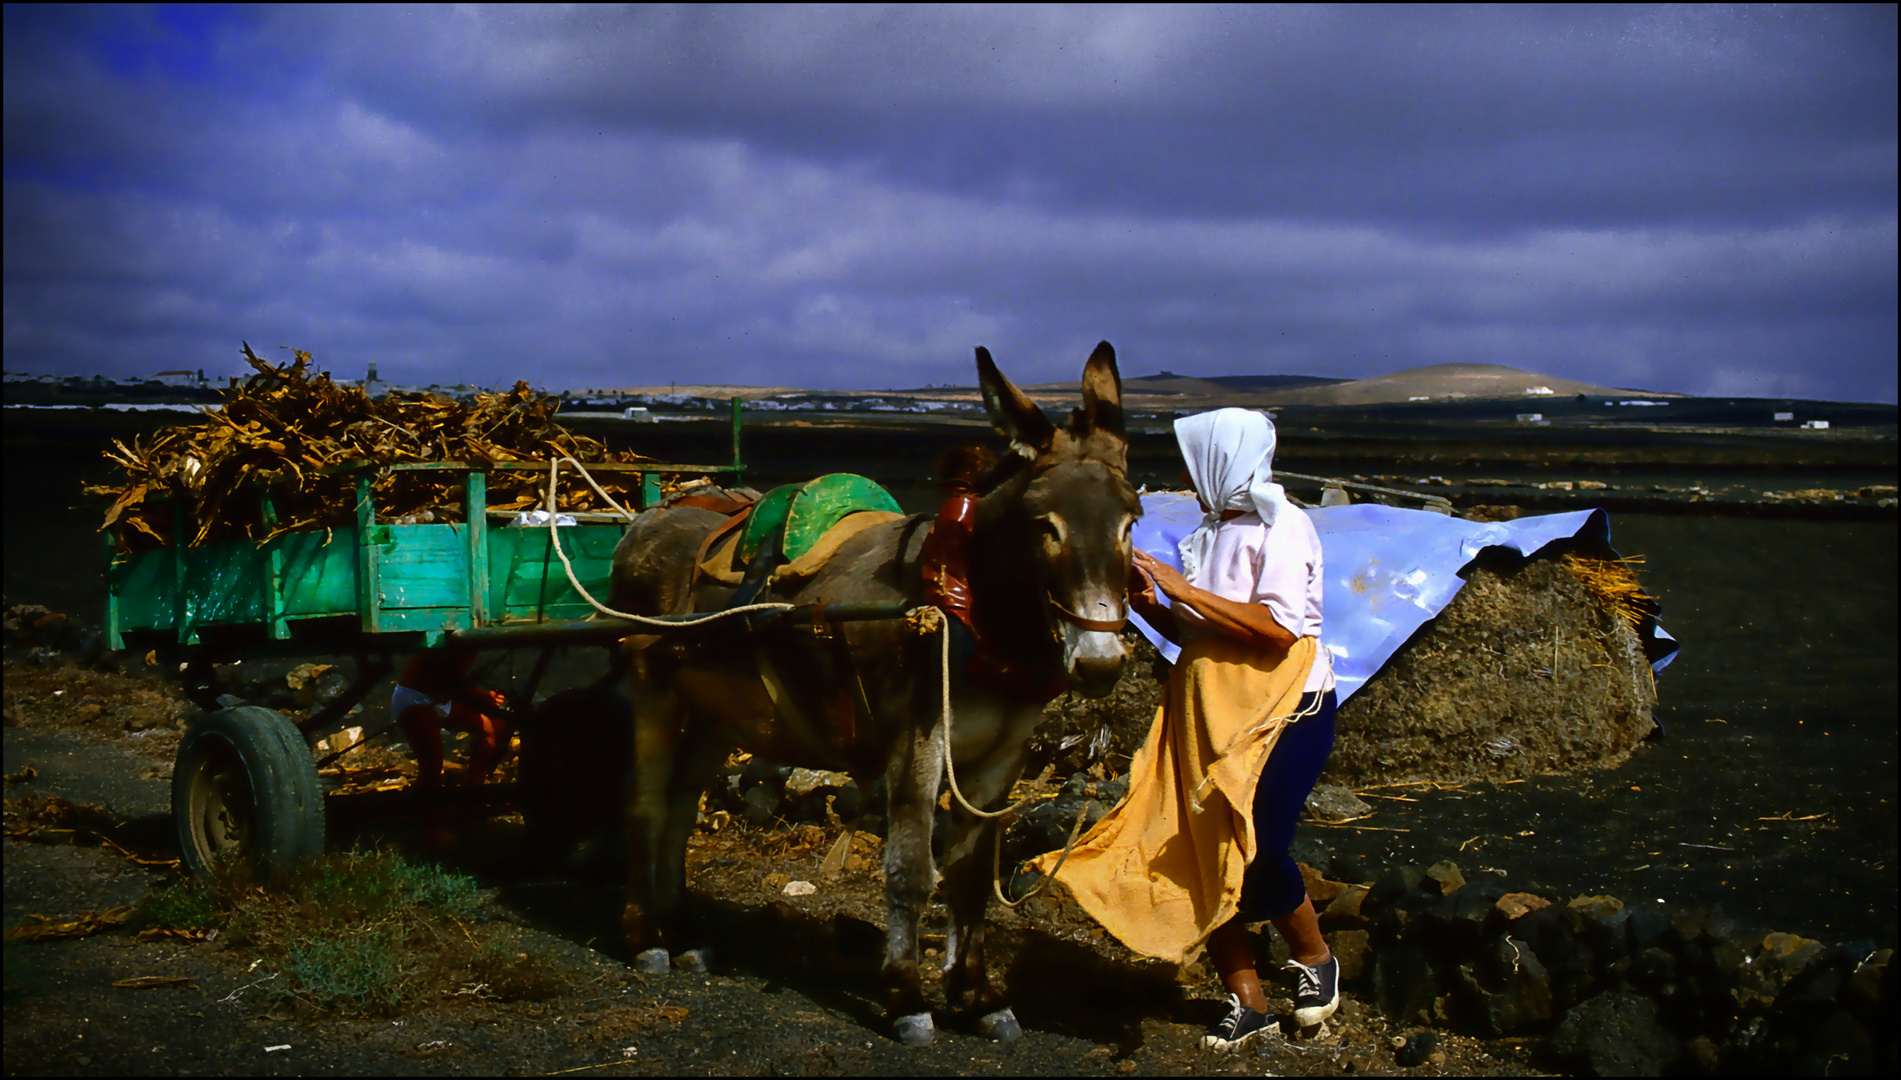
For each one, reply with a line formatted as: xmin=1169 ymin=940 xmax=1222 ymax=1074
xmin=4 ymin=659 xmax=1547 ymax=1077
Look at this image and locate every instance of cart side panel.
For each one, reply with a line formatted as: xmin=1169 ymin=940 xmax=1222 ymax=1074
xmin=183 ymin=539 xmax=270 ymax=629
xmin=278 ymin=528 xmax=360 ymax=619
xmin=488 ymin=524 xmax=622 ymax=623
xmin=371 ymin=522 xmax=473 ymax=632
xmin=108 ymin=546 xmax=178 ymax=633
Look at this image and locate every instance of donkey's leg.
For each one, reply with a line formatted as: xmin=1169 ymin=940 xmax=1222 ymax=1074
xmin=651 ymin=722 xmax=728 ymax=969
xmin=881 ymin=718 xmax=944 ymax=1046
xmin=623 ymin=650 xmax=682 ymax=963
xmin=938 ymin=742 xmax=1028 ymax=1040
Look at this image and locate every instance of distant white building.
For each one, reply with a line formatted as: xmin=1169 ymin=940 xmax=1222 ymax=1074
xmin=1774 ymin=412 xmax=1795 ymax=422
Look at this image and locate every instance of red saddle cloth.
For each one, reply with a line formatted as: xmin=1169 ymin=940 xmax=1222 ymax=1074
xmin=920 ymin=493 xmax=978 ymax=627
xmin=920 ymin=493 xmax=1068 ymax=705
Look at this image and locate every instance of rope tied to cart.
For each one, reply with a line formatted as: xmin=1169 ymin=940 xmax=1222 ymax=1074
xmin=542 ymin=457 xmax=797 ymax=627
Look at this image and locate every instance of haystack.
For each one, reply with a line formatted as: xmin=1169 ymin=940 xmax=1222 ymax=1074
xmin=1323 ymin=551 xmax=1658 ymax=786
xmin=1032 ymin=550 xmax=1659 ymax=786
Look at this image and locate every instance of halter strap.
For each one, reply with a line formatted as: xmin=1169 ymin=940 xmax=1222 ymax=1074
xmin=1046 ymin=593 xmax=1128 ymax=633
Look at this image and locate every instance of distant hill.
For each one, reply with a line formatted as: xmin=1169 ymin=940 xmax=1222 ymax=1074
xmin=1023 ymin=363 xmax=1660 ymax=406
xmin=1204 ymin=374 xmax=1349 ymax=391
xmin=1127 ymin=371 xmax=1347 ymax=391
xmin=1270 ymin=363 xmax=1672 ymax=406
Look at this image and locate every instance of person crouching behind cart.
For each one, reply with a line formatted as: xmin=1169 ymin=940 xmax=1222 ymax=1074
xmin=1029 ymin=407 xmax=1340 ymax=1053
xmin=392 ymin=650 xmax=511 ymax=843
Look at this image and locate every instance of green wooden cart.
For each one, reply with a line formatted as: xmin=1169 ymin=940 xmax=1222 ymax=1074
xmin=107 ymin=403 xmax=758 ymax=877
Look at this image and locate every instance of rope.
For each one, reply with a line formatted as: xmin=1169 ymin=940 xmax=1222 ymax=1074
xmin=552 ymin=455 xmax=641 ymax=523
xmin=541 ymin=458 xmax=795 ymax=628
xmin=911 ymin=606 xmax=1095 ymax=908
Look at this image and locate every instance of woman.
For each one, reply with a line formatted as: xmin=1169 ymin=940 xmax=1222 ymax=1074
xmin=1134 ymin=407 xmax=1340 ymax=1048
xmin=1037 ymin=407 xmax=1337 ymax=1052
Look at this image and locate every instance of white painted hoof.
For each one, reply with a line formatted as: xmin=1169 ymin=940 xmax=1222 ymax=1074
xmin=977 ymin=1007 xmax=1022 ymax=1042
xmin=673 ymin=947 xmax=712 ymax=973
xmin=634 ymin=947 xmax=671 ymax=974
xmin=893 ymin=1011 xmax=936 ymax=1047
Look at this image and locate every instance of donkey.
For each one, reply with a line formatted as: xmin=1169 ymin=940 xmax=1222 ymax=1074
xmin=608 ymin=342 xmax=1139 ymax=1046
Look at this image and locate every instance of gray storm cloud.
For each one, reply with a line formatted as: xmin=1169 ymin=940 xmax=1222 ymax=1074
xmin=4 ymin=5 xmax=1894 ymax=400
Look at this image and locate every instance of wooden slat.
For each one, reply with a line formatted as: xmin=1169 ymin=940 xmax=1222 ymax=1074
xmin=466 ymin=471 xmax=490 ymax=627
xmin=356 ymin=474 xmax=378 ymax=633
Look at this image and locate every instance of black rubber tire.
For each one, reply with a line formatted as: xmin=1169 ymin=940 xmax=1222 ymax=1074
xmin=172 ymin=706 xmax=325 ymax=879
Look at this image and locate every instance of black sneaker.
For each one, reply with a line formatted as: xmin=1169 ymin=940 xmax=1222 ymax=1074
xmin=1202 ymin=994 xmax=1275 ymax=1051
xmin=1288 ymin=955 xmax=1341 ymax=1026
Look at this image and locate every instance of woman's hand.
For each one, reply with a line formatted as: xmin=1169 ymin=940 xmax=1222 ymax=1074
xmin=1129 ymin=560 xmax=1160 ymax=609
xmin=1132 ymin=548 xmax=1295 ymax=653
xmin=1132 ymin=549 xmax=1191 ymax=603
xmin=1127 ymin=550 xmax=1179 ymax=644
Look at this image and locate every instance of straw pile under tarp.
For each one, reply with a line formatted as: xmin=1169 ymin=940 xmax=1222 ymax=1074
xmin=1320 ymin=551 xmax=1660 ymax=786
xmin=88 ymin=344 xmax=651 ymax=549
xmin=1031 ymin=550 xmax=1660 ymax=787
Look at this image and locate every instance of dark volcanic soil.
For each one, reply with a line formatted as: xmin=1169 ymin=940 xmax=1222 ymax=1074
xmin=4 ymin=659 xmax=1544 ymax=1077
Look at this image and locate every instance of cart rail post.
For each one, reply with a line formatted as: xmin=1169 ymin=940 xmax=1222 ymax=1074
xmin=730 ymin=396 xmax=746 ymax=483
xmin=355 ymin=471 xmax=379 ymax=633
xmin=261 ymin=490 xmax=289 ymax=640
xmin=173 ymin=499 xmax=192 ymax=645
xmin=466 ymin=469 xmax=490 ymax=627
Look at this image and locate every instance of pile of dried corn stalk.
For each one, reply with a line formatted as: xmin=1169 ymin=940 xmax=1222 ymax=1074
xmin=91 ymin=344 xmax=650 ymax=549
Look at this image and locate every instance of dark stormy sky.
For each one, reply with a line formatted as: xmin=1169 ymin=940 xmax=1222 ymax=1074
xmin=4 ymin=5 xmax=1896 ymax=400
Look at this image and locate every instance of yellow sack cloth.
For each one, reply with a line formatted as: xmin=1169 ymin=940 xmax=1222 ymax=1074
xmin=1030 ymin=634 xmax=1317 ymax=965
xmin=697 ymin=510 xmax=905 ymax=586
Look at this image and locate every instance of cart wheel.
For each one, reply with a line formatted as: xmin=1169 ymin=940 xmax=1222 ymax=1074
xmin=172 ymin=706 xmax=325 ymax=879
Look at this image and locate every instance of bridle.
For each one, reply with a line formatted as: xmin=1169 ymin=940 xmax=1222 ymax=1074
xmin=1047 ymin=592 xmax=1128 ymax=633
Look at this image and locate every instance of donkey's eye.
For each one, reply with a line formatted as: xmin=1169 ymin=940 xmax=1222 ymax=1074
xmin=1037 ymin=514 xmax=1067 ymax=552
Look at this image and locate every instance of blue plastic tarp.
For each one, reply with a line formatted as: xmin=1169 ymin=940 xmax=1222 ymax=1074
xmin=1129 ymin=493 xmax=1678 ymax=703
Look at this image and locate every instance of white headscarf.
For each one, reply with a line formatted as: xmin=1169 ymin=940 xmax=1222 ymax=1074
xmin=1173 ymin=408 xmax=1288 ymax=580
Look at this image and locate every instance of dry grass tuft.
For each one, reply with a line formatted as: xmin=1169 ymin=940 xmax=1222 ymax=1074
xmin=1560 ymin=553 xmax=1652 ymax=630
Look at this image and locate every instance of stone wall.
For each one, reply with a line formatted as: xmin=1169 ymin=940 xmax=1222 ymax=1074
xmin=1303 ymin=857 xmax=1893 ymax=1075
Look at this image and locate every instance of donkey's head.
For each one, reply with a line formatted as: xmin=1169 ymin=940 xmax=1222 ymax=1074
xmin=973 ymin=341 xmax=1141 ymax=698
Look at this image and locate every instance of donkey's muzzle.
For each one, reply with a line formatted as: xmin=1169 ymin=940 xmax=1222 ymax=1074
xmin=1063 ymin=629 xmax=1127 ymax=698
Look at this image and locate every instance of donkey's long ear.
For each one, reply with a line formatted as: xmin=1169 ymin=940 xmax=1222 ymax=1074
xmin=976 ymin=346 xmax=1055 ymax=457
xmin=1076 ymin=340 xmax=1124 ymax=437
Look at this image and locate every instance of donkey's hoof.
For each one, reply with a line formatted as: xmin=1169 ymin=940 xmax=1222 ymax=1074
xmin=977 ymin=1007 xmax=1022 ymax=1042
xmin=893 ymin=1012 xmax=936 ymax=1047
xmin=672 ymin=947 xmax=712 ymax=973
xmin=634 ymin=947 xmax=671 ymax=974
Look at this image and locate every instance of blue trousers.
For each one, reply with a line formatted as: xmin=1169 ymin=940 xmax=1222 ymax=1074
xmin=1238 ymin=689 xmax=1338 ymax=921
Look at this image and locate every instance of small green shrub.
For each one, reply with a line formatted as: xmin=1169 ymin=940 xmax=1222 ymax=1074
xmin=134 ymin=847 xmax=504 ymax=1013
xmin=389 ymin=858 xmax=486 ymax=922
xmin=285 ymin=928 xmax=407 ymax=1010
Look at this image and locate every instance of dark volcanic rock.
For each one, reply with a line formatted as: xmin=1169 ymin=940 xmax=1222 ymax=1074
xmin=1393 ymin=1030 xmax=1438 ymax=1067
xmin=1549 ymin=991 xmax=1681 ymax=1077
xmin=1371 ymin=943 xmax=1437 ymax=1025
xmin=741 ymin=783 xmax=783 ymax=827
xmin=1480 ymin=938 xmax=1555 ymax=1035
xmin=1305 ymin=783 xmax=1371 ymax=821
